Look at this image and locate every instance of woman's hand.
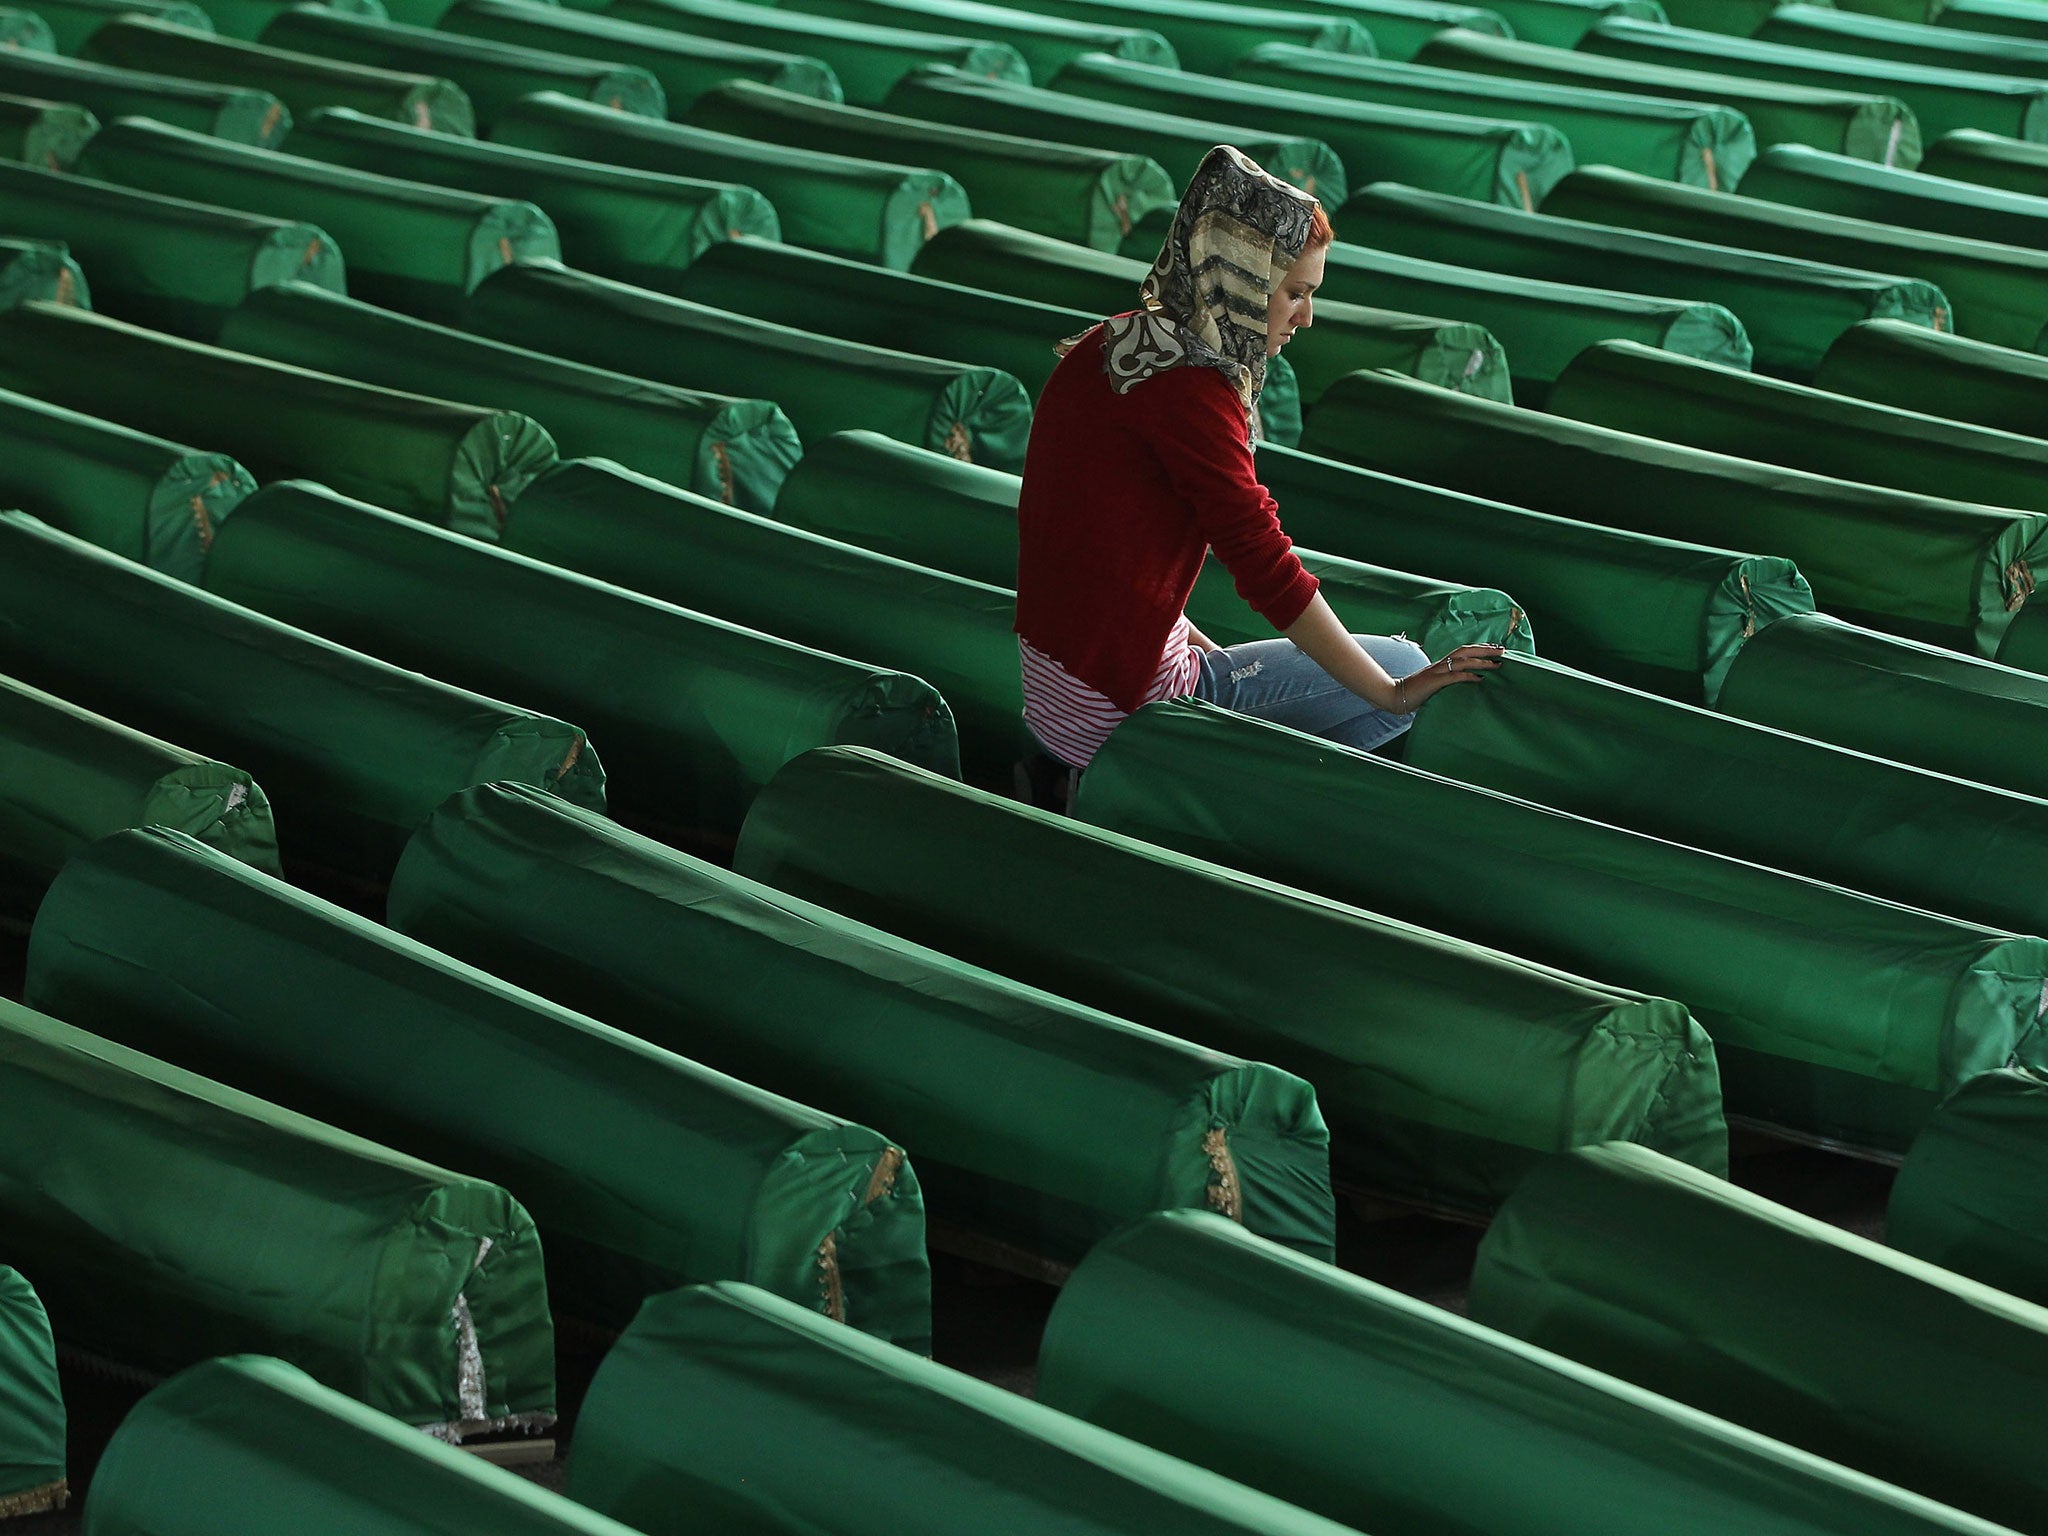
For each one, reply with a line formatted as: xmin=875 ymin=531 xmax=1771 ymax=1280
xmin=1393 ymin=645 xmax=1508 ymax=713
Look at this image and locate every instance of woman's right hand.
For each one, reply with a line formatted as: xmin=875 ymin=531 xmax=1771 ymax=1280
xmin=1394 ymin=645 xmax=1508 ymax=713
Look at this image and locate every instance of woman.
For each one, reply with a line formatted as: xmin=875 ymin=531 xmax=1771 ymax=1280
xmin=1013 ymin=145 xmax=1503 ymax=807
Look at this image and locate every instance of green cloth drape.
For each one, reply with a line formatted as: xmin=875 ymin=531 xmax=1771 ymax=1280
xmin=935 ymin=0 xmax=1376 ymax=73
xmin=1996 ymin=601 xmax=2048 ymax=673
xmin=1920 ymin=124 xmax=2048 ymax=195
xmin=0 ymin=94 xmax=96 ymax=170
xmin=1761 ymin=5 xmax=2048 ymax=81
xmin=1816 ymin=314 xmax=2048 ymax=441
xmin=1741 ymin=141 xmax=2048 ymax=255
xmin=778 ymin=0 xmax=1179 ymax=79
xmin=165 ymin=0 xmax=386 ymax=39
xmin=0 ymin=49 xmax=288 ymax=145
xmin=0 ymin=1269 xmax=61 ymax=1520
xmin=25 ymin=0 xmax=211 ymax=51
xmin=1888 ymin=1069 xmax=2048 ymax=1309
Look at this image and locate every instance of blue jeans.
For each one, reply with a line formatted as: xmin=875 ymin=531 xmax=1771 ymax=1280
xmin=1190 ymin=634 xmax=1430 ymax=753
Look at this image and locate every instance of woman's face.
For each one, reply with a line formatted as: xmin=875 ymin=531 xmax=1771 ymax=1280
xmin=1266 ymin=245 xmax=1326 ymax=357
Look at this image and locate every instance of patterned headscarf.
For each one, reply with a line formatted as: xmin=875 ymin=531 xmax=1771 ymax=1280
xmin=1078 ymin=146 xmax=1318 ymax=443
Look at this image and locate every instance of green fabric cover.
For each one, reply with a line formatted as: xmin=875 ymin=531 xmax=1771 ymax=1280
xmin=1550 ymin=339 xmax=2048 ymax=515
xmin=0 ymin=93 xmax=95 ymax=171
xmin=0 ymin=380 xmax=251 ymax=581
xmin=466 ymin=260 xmax=1032 ymax=467
xmin=1457 ymin=0 xmax=1662 ymax=45
xmin=1655 ymin=0 xmax=1832 ymax=32
xmin=389 ymin=780 xmax=1337 ymax=1262
xmin=1888 ymin=1068 xmax=2048 ymax=1308
xmin=1346 ymin=180 xmax=1944 ymax=379
xmin=0 ymin=235 xmax=85 ymax=308
xmin=1470 ymin=1142 xmax=2048 ymax=1536
xmin=0 ymin=992 xmax=553 ymax=1434
xmin=0 ymin=512 xmax=603 ymax=878
xmin=82 ymin=17 xmax=475 ymax=133
xmin=1920 ymin=123 xmax=2048 ymax=197
xmin=734 ymin=746 xmax=1726 ymax=1216
xmin=1406 ymin=653 xmax=2048 ymax=941
xmin=1545 ymin=164 xmax=2048 ymax=351
xmin=1037 ymin=1210 xmax=2012 ymax=1536
xmin=1083 ymin=699 xmax=2044 ymax=1150
xmin=1742 ymin=141 xmax=2048 ymax=254
xmin=0 ymin=302 xmax=560 ymax=538
xmin=1054 ymin=53 xmax=1574 ymax=209
xmin=208 ymin=477 xmax=958 ymax=835
xmin=444 ymin=0 xmax=842 ymax=105
xmin=1583 ymin=17 xmax=2048 ymax=143
xmin=292 ymin=106 xmax=777 ymax=289
xmin=1416 ymin=27 xmax=1922 ymax=165
xmin=688 ymin=79 xmax=1177 ymax=251
xmin=258 ymin=6 xmax=666 ymax=125
xmin=0 ymin=7 xmax=50 ymax=46
xmin=1761 ymin=4 xmax=2048 ymax=81
xmin=778 ymin=0 xmax=1180 ymax=79
xmin=1195 ymin=551 xmax=1532 ymax=654
xmin=219 ymin=280 xmax=799 ymax=510
xmin=1816 ymin=314 xmax=2048 ymax=438
xmin=178 ymin=0 xmax=387 ymax=39
xmin=1234 ymin=42 xmax=1754 ymax=188
xmin=1940 ymin=0 xmax=2048 ymax=43
xmin=0 ymin=50 xmax=288 ymax=145
xmin=1717 ymin=612 xmax=2048 ymax=801
xmin=571 ymin=1282 xmax=1364 ymax=1536
xmin=885 ymin=66 xmax=1346 ymax=205
xmin=945 ymin=0 xmax=1373 ymax=72
xmin=604 ymin=0 xmax=1028 ymax=108
xmin=0 ymin=161 xmax=337 ymax=338
xmin=491 ymin=92 xmax=964 ymax=268
xmin=670 ymin=238 xmax=1095 ymax=397
xmin=24 ymin=0 xmax=212 ymax=52
xmin=1184 ymin=0 xmax=1516 ymax=62
xmin=0 ymin=1270 xmax=61 ymax=1519
xmin=87 ymin=1357 xmax=639 ymax=1536
xmin=27 ymin=825 xmax=931 ymax=1346
xmin=1305 ymin=368 xmax=2041 ymax=654
xmin=0 ymin=670 xmax=279 ymax=919
xmin=1995 ymin=599 xmax=2048 ymax=671
xmin=76 ymin=116 xmax=560 ymax=320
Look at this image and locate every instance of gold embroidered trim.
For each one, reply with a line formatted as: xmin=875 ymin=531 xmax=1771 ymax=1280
xmin=555 ymin=735 xmax=583 ymax=784
xmin=1507 ymin=605 xmax=1526 ymax=638
xmin=711 ymin=440 xmax=736 ymax=503
xmin=919 ymin=201 xmax=938 ymax=241
xmin=816 ymin=1233 xmax=846 ymax=1323
xmin=1203 ymin=1127 xmax=1242 ymax=1222
xmin=1738 ymin=571 xmax=1756 ymax=639
xmin=1114 ymin=192 xmax=1132 ymax=237
xmin=0 ymin=1479 xmax=68 ymax=1518
xmin=863 ymin=1146 xmax=905 ymax=1208
xmin=2008 ymin=559 xmax=2037 ymax=613
xmin=1702 ymin=146 xmax=1719 ymax=192
xmin=487 ymin=482 xmax=509 ymax=531
xmin=1514 ymin=171 xmax=1533 ymax=212
xmin=261 ymin=102 xmax=284 ymax=142
xmin=943 ymin=422 xmax=972 ymax=462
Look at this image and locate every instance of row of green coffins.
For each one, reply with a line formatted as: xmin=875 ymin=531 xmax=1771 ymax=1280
xmin=0 ymin=1270 xmax=61 ymax=1520
xmin=0 ymin=46 xmax=292 ymax=146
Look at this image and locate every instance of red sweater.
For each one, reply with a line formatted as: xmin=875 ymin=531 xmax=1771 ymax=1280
xmin=1014 ymin=323 xmax=1321 ymax=713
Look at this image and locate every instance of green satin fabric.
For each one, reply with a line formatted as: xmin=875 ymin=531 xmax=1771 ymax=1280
xmin=27 ymin=826 xmax=932 ymax=1348
xmin=1889 ymin=1069 xmax=2048 ymax=1308
xmin=175 ymin=0 xmax=383 ymax=39
xmin=1996 ymin=601 xmax=2048 ymax=673
xmin=0 ymin=98 xmax=96 ymax=171
xmin=0 ymin=994 xmax=553 ymax=1431
xmin=1817 ymin=315 xmax=2048 ymax=440
xmin=0 ymin=511 xmax=602 ymax=878
xmin=0 ymin=1270 xmax=60 ymax=1514
xmin=960 ymin=0 xmax=1376 ymax=72
xmin=20 ymin=0 xmax=209 ymax=51
xmin=1472 ymin=1143 xmax=2048 ymax=1536
xmin=1040 ymin=1210 xmax=2004 ymax=1536
xmin=0 ymin=50 xmax=287 ymax=146
xmin=1921 ymin=124 xmax=2048 ymax=196
xmin=1761 ymin=5 xmax=2048 ymax=81
xmin=1939 ymin=0 xmax=2048 ymax=45
xmin=778 ymin=0 xmax=1179 ymax=80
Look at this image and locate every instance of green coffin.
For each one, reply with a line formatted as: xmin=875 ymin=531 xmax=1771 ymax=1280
xmin=0 ymin=512 xmax=603 ymax=878
xmin=0 ymin=993 xmax=553 ymax=1435
xmin=492 ymin=90 xmax=963 ymax=269
xmin=669 ymin=238 xmax=1094 ymax=397
xmin=1550 ymin=340 xmax=2048 ymax=514
xmin=886 ymin=66 xmax=1346 ymax=204
xmin=571 ymin=1283 xmax=1362 ymax=1536
xmin=944 ymin=0 xmax=1373 ymax=72
xmin=1305 ymin=368 xmax=2041 ymax=655
xmin=207 ymin=477 xmax=958 ymax=836
xmin=1416 ymin=27 xmax=1922 ymax=165
xmin=1459 ymin=0 xmax=1663 ymax=44
xmin=0 ymin=50 xmax=288 ymax=145
xmin=910 ymin=219 xmax=1517 ymax=403
xmin=465 ymin=260 xmax=1031 ymax=468
xmin=0 ymin=671 xmax=279 ymax=919
xmin=778 ymin=0 xmax=1180 ymax=78
xmin=1816 ymin=315 xmax=2048 ymax=438
xmin=1940 ymin=0 xmax=2048 ymax=43
xmin=1717 ymin=612 xmax=2048 ymax=801
xmin=1038 ymin=1210 xmax=2009 ymax=1536
xmin=0 ymin=161 xmax=338 ymax=339
xmin=0 ymin=94 xmax=95 ymax=170
xmin=24 ymin=0 xmax=211 ymax=51
xmin=1996 ymin=601 xmax=2048 ymax=672
xmin=1197 ymin=550 xmax=1532 ymax=654
xmin=1346 ymin=180 xmax=1944 ymax=379
xmin=0 ymin=236 xmax=84 ymax=308
xmin=291 ymin=107 xmax=776 ymax=291
xmin=82 ymin=17 xmax=475 ymax=132
xmin=734 ymin=746 xmax=1726 ymax=1216
xmin=1742 ymin=141 xmax=2048 ymax=255
xmin=445 ymin=0 xmax=842 ymax=104
xmin=498 ymin=459 xmax=1009 ymax=780
xmin=0 ymin=1270 xmax=61 ymax=1520
xmin=28 ymin=826 xmax=931 ymax=1346
xmin=605 ymin=0 xmax=1028 ymax=107
xmin=88 ymin=1358 xmax=640 ymax=1536
xmin=76 ymin=116 xmax=559 ymax=321
xmin=1083 ymin=699 xmax=2046 ymax=1151
xmin=1583 ymin=17 xmax=2048 ymax=143
xmin=1470 ymin=1142 xmax=2048 ymax=1536
xmin=1920 ymin=124 xmax=2048 ymax=198
xmin=0 ymin=381 xmax=252 ymax=581
xmin=390 ymin=781 xmax=1336 ymax=1261
xmin=258 ymin=6 xmax=665 ymax=124
xmin=688 ymin=79 xmax=1177 ymax=251
xmin=1233 ymin=42 xmax=1754 ymax=188
xmin=1406 ymin=653 xmax=2048 ymax=941
xmin=1654 ymin=0 xmax=1828 ymax=33
xmin=1889 ymin=1069 xmax=2048 ymax=1308
xmin=1054 ymin=53 xmax=1573 ymax=209
xmin=1761 ymin=4 xmax=2048 ymax=81
xmin=0 ymin=302 xmax=559 ymax=537
xmin=174 ymin=0 xmax=387 ymax=39
xmin=218 ymin=281 xmax=798 ymax=511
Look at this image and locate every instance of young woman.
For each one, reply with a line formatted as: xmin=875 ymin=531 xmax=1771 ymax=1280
xmin=1013 ymin=145 xmax=1503 ymax=803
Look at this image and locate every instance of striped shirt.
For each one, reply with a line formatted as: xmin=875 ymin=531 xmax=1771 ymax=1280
xmin=1020 ymin=616 xmax=1205 ymax=769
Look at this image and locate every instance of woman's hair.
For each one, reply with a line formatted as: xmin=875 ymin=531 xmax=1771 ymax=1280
xmin=1305 ymin=202 xmax=1334 ymax=250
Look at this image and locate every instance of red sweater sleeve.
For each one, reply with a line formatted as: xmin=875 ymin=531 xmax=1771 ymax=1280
xmin=1136 ymin=365 xmax=1321 ymax=632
